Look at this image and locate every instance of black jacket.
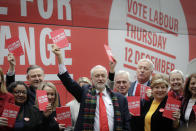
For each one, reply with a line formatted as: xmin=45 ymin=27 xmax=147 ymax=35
xmin=14 ymin=104 xmax=59 ymax=131
xmin=130 ymin=96 xmax=176 ymax=131
xmin=180 ymin=97 xmax=196 ymax=129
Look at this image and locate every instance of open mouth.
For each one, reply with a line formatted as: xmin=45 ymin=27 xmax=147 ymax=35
xmin=16 ymin=99 xmax=25 ymax=102
xmin=191 ymin=88 xmax=196 ymax=92
xmin=34 ymin=81 xmax=40 ymax=84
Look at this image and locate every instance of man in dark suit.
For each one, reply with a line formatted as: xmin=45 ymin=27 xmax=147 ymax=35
xmin=127 ymin=59 xmax=153 ymax=96
xmin=113 ymin=70 xmax=131 ymax=97
xmin=52 ymin=44 xmax=130 ymax=131
xmin=6 ymin=53 xmax=61 ymax=106
xmin=6 ymin=53 xmax=45 ymax=105
xmin=108 ymin=59 xmax=153 ymax=97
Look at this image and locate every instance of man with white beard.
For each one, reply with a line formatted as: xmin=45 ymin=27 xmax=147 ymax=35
xmin=52 ymin=44 xmax=130 ymax=131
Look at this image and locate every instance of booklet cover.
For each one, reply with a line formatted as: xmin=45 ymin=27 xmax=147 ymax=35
xmin=162 ymin=97 xmax=181 ymax=120
xmin=135 ymin=83 xmax=151 ymax=99
xmin=127 ymin=96 xmax=140 ymax=116
xmin=104 ymin=44 xmax=114 ymax=62
xmin=36 ymin=90 xmax=49 ymax=111
xmin=6 ymin=36 xmax=24 ymax=56
xmin=192 ymin=105 xmax=196 ymax=116
xmin=56 ymin=106 xmax=72 ymax=127
xmin=1 ymin=103 xmax=20 ymax=127
xmin=50 ymin=29 xmax=69 ymax=48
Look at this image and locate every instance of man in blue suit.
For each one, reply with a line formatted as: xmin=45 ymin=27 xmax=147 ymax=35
xmin=52 ymin=44 xmax=130 ymax=131
xmin=128 ymin=59 xmax=153 ymax=96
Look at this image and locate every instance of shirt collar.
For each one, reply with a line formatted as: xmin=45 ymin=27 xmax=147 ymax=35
xmin=136 ymin=80 xmax=149 ymax=86
xmin=96 ymin=87 xmax=107 ymax=96
xmin=125 ymin=92 xmax=128 ymax=97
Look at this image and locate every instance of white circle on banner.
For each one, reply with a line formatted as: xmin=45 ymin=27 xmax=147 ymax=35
xmin=108 ymin=0 xmax=189 ymax=81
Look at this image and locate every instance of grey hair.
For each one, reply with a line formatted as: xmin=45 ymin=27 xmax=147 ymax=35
xmin=138 ymin=58 xmax=154 ymax=71
xmin=169 ymin=69 xmax=184 ymax=81
xmin=90 ymin=65 xmax=107 ymax=77
xmin=114 ymin=70 xmax=131 ymax=82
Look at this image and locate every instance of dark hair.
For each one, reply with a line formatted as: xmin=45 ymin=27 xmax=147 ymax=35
xmin=184 ymin=73 xmax=196 ymax=99
xmin=26 ymin=65 xmax=44 ymax=74
xmin=8 ymin=81 xmax=30 ymax=103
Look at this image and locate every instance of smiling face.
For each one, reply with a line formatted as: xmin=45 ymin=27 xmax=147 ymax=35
xmin=114 ymin=73 xmax=130 ymax=96
xmin=13 ymin=84 xmax=27 ymax=105
xmin=189 ymin=77 xmax=196 ymax=97
xmin=169 ymin=72 xmax=184 ymax=92
xmin=43 ymin=86 xmax=56 ymax=105
xmin=27 ymin=68 xmax=45 ymax=89
xmin=152 ymin=83 xmax=168 ymax=101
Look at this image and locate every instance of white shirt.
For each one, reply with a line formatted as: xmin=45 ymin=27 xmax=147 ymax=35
xmin=132 ymin=80 xmax=149 ymax=96
xmin=58 ymin=64 xmax=67 ymax=74
xmin=7 ymin=70 xmax=15 ymax=76
xmin=185 ymin=98 xmax=196 ymax=121
xmin=94 ymin=88 xmax=114 ymax=131
xmin=124 ymin=92 xmax=128 ymax=97
xmin=66 ymin=99 xmax=80 ymax=126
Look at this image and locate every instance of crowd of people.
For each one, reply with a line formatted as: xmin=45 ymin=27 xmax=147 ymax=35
xmin=0 ymin=44 xmax=195 ymax=131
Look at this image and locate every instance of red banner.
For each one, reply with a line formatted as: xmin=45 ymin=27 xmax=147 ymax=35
xmin=0 ymin=0 xmax=196 ymax=105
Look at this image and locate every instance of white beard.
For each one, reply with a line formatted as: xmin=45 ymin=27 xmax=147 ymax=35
xmin=94 ymin=83 xmax=106 ymax=91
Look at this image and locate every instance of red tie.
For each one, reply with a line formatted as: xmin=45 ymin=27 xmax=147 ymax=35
xmin=99 ymin=92 xmax=109 ymax=131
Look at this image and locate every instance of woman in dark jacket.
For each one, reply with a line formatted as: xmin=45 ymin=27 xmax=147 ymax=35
xmin=8 ymin=81 xmax=59 ymax=131
xmin=180 ymin=73 xmax=196 ymax=129
xmin=130 ymin=77 xmax=180 ymax=131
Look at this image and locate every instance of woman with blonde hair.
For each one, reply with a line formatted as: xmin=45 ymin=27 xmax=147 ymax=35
xmin=0 ymin=68 xmax=15 ymax=131
xmin=130 ymin=77 xmax=180 ymax=131
xmin=38 ymin=82 xmax=59 ymax=110
xmin=36 ymin=81 xmax=64 ymax=131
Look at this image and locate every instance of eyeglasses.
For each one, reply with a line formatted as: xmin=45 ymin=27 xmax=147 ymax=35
xmin=115 ymin=81 xmax=128 ymax=85
xmin=14 ymin=90 xmax=27 ymax=95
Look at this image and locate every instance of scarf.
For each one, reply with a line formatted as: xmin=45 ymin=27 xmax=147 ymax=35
xmin=82 ymin=86 xmax=123 ymax=131
xmin=168 ymin=90 xmax=183 ymax=101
